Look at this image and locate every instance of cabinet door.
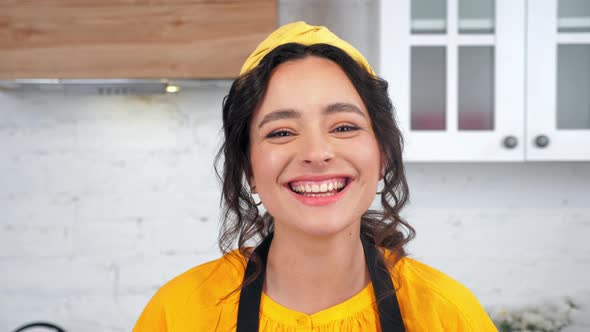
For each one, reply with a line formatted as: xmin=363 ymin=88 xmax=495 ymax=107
xmin=380 ymin=0 xmax=525 ymax=161
xmin=527 ymin=0 xmax=590 ymax=160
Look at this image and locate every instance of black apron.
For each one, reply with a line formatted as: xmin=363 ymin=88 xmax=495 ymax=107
xmin=236 ymin=233 xmax=406 ymax=331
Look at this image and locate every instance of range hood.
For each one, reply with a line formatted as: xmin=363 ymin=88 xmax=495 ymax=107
xmin=0 ymin=79 xmax=233 ymax=95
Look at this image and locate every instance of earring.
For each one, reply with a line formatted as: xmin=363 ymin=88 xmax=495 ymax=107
xmin=376 ymin=179 xmax=384 ymax=195
xmin=250 ymin=185 xmax=262 ymax=206
xmin=251 ymin=194 xmax=262 ymax=206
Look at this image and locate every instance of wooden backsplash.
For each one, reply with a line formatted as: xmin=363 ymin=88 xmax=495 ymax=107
xmin=0 ymin=0 xmax=277 ymax=79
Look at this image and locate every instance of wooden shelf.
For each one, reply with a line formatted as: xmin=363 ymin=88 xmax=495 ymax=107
xmin=0 ymin=0 xmax=277 ymax=79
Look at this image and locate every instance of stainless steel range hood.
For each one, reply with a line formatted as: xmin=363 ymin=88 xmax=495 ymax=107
xmin=0 ymin=79 xmax=233 ymax=95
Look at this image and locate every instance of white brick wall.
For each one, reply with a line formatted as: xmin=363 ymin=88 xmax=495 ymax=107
xmin=0 ymin=87 xmax=226 ymax=331
xmin=1 ymin=0 xmax=589 ymax=331
xmin=3 ymin=95 xmax=589 ymax=332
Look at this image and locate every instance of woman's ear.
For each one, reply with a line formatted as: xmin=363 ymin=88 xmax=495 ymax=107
xmin=248 ymin=177 xmax=257 ymax=193
xmin=245 ymin=165 xmax=256 ymax=193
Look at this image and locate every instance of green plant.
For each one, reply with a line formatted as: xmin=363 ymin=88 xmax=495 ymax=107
xmin=490 ymin=298 xmax=579 ymax=332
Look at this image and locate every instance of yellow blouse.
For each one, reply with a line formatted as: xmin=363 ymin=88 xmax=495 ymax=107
xmin=133 ymin=250 xmax=498 ymax=331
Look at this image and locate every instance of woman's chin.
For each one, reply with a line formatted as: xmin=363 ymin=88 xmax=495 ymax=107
xmin=278 ymin=217 xmax=360 ymax=240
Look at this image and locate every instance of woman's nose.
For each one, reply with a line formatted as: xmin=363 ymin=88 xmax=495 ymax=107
xmin=300 ymin=132 xmax=335 ymax=166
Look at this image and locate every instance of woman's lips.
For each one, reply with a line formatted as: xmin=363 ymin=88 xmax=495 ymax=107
xmin=289 ymin=177 xmax=347 ymax=194
xmin=285 ymin=177 xmax=351 ymax=206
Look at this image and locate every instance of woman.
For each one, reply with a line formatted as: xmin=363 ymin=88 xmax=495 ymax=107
xmin=134 ymin=22 xmax=498 ymax=331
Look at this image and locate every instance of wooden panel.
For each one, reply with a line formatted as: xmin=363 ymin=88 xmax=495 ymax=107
xmin=0 ymin=0 xmax=277 ymax=78
xmin=1 ymin=1 xmax=243 ymax=4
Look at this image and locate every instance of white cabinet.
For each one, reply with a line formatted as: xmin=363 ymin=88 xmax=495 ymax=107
xmin=527 ymin=0 xmax=590 ymax=160
xmin=379 ymin=0 xmax=590 ymax=161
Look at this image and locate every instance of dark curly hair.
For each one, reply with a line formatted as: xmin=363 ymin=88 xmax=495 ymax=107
xmin=214 ymin=42 xmax=415 ymax=286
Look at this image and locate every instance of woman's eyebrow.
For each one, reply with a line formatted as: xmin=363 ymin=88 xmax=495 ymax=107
xmin=324 ymin=103 xmax=366 ymax=118
xmin=258 ymin=109 xmax=301 ymax=129
xmin=257 ymin=103 xmax=365 ymax=129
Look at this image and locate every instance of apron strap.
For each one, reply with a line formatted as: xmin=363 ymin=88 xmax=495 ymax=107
xmin=236 ymin=233 xmax=405 ymax=332
xmin=361 ymin=234 xmax=406 ymax=332
xmin=236 ymin=233 xmax=273 ymax=332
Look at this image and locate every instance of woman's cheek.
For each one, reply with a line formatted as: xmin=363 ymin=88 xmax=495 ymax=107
xmin=252 ymin=144 xmax=292 ymax=187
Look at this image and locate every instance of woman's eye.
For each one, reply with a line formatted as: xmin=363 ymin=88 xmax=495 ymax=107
xmin=334 ymin=125 xmax=360 ymax=132
xmin=266 ymin=130 xmax=294 ymax=138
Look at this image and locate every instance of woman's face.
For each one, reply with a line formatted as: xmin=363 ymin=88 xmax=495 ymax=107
xmin=248 ymin=56 xmax=383 ymax=238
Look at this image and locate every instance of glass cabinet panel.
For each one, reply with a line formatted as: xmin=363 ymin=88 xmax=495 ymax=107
xmin=458 ymin=46 xmax=495 ymax=130
xmin=557 ymin=45 xmax=590 ymax=129
xmin=411 ymin=0 xmax=447 ymax=34
xmin=381 ymin=0 xmax=526 ymax=160
xmin=411 ymin=46 xmax=447 ymax=130
xmin=558 ymin=0 xmax=590 ymax=33
xmin=459 ymin=0 xmax=495 ymax=34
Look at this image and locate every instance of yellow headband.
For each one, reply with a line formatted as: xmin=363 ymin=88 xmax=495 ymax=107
xmin=239 ymin=21 xmax=375 ymax=76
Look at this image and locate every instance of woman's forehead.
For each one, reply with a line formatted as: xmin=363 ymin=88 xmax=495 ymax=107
xmin=257 ymin=56 xmax=367 ymax=116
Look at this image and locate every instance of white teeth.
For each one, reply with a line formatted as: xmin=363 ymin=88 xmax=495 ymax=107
xmin=305 ymin=192 xmax=336 ymax=197
xmin=290 ymin=178 xmax=348 ymax=194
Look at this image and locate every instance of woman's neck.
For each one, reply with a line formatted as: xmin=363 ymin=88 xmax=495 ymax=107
xmin=263 ymin=225 xmax=370 ymax=315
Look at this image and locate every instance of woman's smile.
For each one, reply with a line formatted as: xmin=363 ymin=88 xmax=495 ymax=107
xmin=286 ymin=175 xmax=352 ymax=206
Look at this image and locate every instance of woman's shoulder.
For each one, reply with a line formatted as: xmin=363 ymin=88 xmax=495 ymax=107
xmin=396 ymin=256 xmax=476 ymax=299
xmin=133 ymin=250 xmax=247 ymax=331
xmin=156 ymin=250 xmax=247 ymax=304
xmin=393 ymin=256 xmax=497 ymax=331
xmin=141 ymin=251 xmax=246 ymax=311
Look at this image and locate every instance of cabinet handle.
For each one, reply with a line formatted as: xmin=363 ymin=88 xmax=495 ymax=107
xmin=534 ymin=135 xmax=550 ymax=148
xmin=503 ymin=135 xmax=518 ymax=149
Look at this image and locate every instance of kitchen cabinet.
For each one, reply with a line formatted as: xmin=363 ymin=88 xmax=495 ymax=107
xmin=0 ymin=0 xmax=277 ymax=79
xmin=527 ymin=0 xmax=590 ymax=160
xmin=380 ymin=0 xmax=590 ymax=161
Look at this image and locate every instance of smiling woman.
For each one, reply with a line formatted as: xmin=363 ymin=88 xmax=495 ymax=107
xmin=133 ymin=22 xmax=498 ymax=332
